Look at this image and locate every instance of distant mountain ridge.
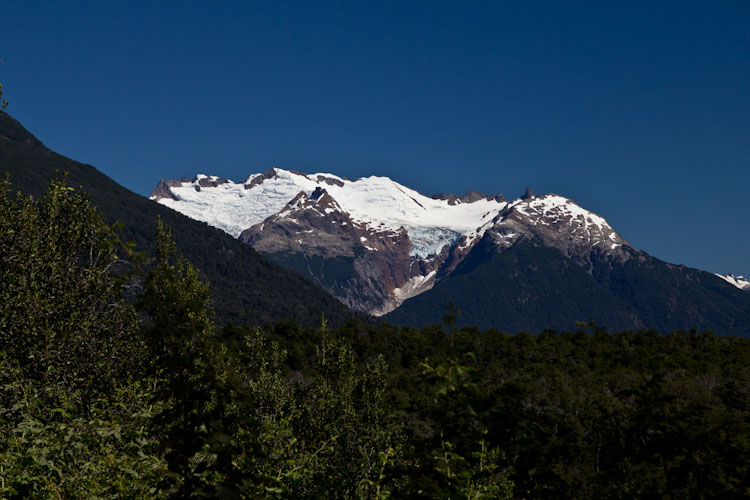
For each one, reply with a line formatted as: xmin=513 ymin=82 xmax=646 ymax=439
xmin=717 ymin=274 xmax=750 ymax=291
xmin=151 ymin=168 xmax=750 ymax=335
xmin=152 ymin=168 xmax=631 ymax=314
xmin=0 ymin=112 xmax=356 ymax=328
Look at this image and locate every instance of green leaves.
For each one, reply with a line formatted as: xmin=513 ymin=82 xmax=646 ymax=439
xmin=0 ymin=178 xmax=163 ymax=498
xmin=420 ymin=351 xmax=514 ymax=499
xmin=230 ymin=322 xmax=408 ymax=499
xmin=0 ymin=358 xmax=166 ymax=499
xmin=0 ymin=177 xmax=143 ymax=399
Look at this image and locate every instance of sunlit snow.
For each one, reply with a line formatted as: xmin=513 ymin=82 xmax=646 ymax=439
xmin=154 ymin=169 xmax=508 ymax=258
xmin=153 ymin=169 xmax=627 ymax=260
xmin=716 ymin=274 xmax=750 ymax=290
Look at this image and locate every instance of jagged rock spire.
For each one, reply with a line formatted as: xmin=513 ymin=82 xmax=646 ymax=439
xmin=521 ymin=186 xmax=535 ymax=200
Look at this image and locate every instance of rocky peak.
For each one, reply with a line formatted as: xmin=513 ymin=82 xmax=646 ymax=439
xmin=245 ymin=168 xmax=279 ymax=189
xmin=459 ymin=190 xmax=486 ymax=203
xmin=315 ymin=174 xmax=345 ymax=187
xmin=431 ymin=190 xmax=505 ymax=206
xmin=486 ymin=194 xmax=632 ymax=263
xmin=197 ymin=175 xmax=230 ymax=188
xmin=150 ymin=179 xmax=183 ymax=201
xmin=151 ymin=168 xmax=637 ymax=313
xmin=310 ymin=186 xmax=326 ymax=201
xmin=285 ymin=190 xmax=309 ymax=208
xmin=521 ymin=186 xmax=535 ymax=200
xmin=431 ymin=192 xmax=459 ymax=205
xmin=150 ymin=175 xmax=230 ymax=198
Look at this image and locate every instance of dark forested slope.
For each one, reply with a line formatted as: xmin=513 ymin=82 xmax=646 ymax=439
xmin=385 ymin=238 xmax=750 ymax=335
xmin=0 ymin=111 xmax=355 ymax=327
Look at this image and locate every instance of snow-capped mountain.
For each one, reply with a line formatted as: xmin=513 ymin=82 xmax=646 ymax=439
xmin=153 ymin=169 xmax=508 ymax=256
xmin=151 ymin=168 xmax=632 ymax=314
xmin=716 ymin=274 xmax=750 ymax=291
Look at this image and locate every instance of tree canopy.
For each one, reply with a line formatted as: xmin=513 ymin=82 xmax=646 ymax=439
xmin=1 ymin=178 xmax=749 ymax=498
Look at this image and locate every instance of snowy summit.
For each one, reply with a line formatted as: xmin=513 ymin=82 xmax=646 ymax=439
xmin=150 ymin=168 xmax=632 ymax=314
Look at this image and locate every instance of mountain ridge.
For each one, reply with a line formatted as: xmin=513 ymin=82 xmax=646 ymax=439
xmin=717 ymin=274 xmax=750 ymax=291
xmin=151 ymin=167 xmax=750 ymax=335
xmin=152 ymin=168 xmax=631 ymax=314
xmin=0 ymin=112 xmax=356 ymax=328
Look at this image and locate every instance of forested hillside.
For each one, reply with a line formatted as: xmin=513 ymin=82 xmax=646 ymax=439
xmin=0 ymin=111 xmax=356 ymax=327
xmin=2 ymin=180 xmax=748 ymax=498
xmin=386 ymin=240 xmax=750 ymax=335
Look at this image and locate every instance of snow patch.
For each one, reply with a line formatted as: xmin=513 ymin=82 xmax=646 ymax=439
xmin=716 ymin=274 xmax=750 ymax=291
xmin=372 ymin=271 xmax=438 ymax=316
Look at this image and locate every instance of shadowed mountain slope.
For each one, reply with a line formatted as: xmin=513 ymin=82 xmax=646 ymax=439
xmin=0 ymin=111 xmax=356 ymax=327
xmin=384 ymin=237 xmax=750 ymax=335
xmin=149 ymin=164 xmax=750 ymax=336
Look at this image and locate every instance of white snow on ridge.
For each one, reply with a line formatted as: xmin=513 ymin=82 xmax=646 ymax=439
xmin=513 ymin=195 xmax=613 ymax=231
xmin=153 ymin=168 xmax=508 ymax=258
xmin=716 ymin=274 xmax=750 ymax=291
xmin=372 ymin=271 xmax=438 ymax=316
xmin=153 ymin=169 xmax=627 ymax=259
xmin=507 ymin=194 xmax=623 ymax=245
xmin=320 ymin=175 xmax=506 ymax=257
xmin=156 ymin=170 xmax=320 ymax=237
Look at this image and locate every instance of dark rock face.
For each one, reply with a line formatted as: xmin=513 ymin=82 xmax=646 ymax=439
xmin=150 ymin=179 xmax=184 ymax=201
xmin=240 ymin=188 xmax=441 ymax=313
xmin=245 ymin=168 xmax=280 ymax=189
xmin=431 ymin=192 xmax=459 ymax=205
xmin=197 ymin=176 xmax=229 ymax=188
xmin=150 ymin=176 xmax=230 ymax=199
xmin=460 ymin=190 xmax=486 ymax=203
xmin=521 ymin=186 xmax=535 ymax=200
xmin=432 ymin=190 xmax=505 ymax=205
xmin=316 ymin=175 xmax=345 ymax=187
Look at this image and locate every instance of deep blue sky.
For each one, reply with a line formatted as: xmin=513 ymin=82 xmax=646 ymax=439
xmin=1 ymin=1 xmax=748 ymax=277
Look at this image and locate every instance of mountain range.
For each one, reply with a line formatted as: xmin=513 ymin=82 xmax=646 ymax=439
xmin=0 ymin=112 xmax=356 ymax=328
xmin=151 ymin=168 xmax=750 ymax=335
xmin=1 ymin=109 xmax=747 ymax=335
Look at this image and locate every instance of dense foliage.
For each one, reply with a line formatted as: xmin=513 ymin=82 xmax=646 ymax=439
xmin=1 ymin=181 xmax=749 ymax=498
xmin=246 ymin=318 xmax=750 ymax=499
xmin=0 ymin=180 xmax=400 ymax=498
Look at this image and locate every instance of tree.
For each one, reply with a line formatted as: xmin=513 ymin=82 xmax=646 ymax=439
xmin=1 ymin=60 xmax=8 ymax=109
xmin=0 ymin=177 xmax=165 ymax=498
xmin=415 ymin=312 xmax=514 ymax=499
xmin=0 ymin=177 xmax=143 ymax=400
xmin=141 ymin=218 xmax=245 ymax=498
xmin=229 ymin=318 xmax=408 ymax=499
